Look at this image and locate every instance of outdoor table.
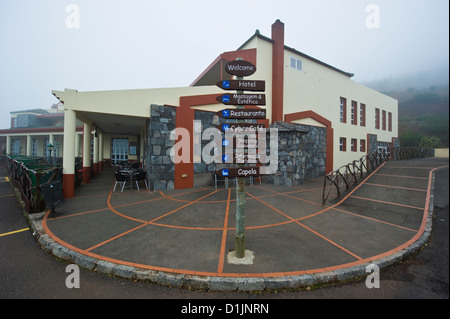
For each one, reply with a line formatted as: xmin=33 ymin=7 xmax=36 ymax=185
xmin=119 ymin=169 xmax=136 ymax=189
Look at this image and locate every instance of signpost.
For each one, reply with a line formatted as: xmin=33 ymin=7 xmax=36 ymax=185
xmin=215 ymin=166 xmax=260 ymax=178
xmin=217 ymin=123 xmax=266 ymax=134
xmin=223 ymin=60 xmax=256 ymax=77
xmin=216 ymin=94 xmax=266 ymax=106
xmin=216 ymin=80 xmax=265 ymax=92
xmin=217 ymin=58 xmax=266 ymax=259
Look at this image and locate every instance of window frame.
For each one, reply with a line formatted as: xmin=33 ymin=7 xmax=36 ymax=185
xmin=340 ymin=97 xmax=347 ymax=123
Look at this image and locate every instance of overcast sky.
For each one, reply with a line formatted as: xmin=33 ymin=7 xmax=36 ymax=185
xmin=0 ymin=0 xmax=448 ymax=129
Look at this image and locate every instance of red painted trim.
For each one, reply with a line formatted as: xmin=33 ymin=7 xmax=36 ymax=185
xmin=62 ymin=174 xmax=75 ymax=198
xmin=93 ymin=162 xmax=99 ymax=175
xmin=284 ymin=110 xmax=334 ymax=174
xmin=271 ymin=20 xmax=284 ymax=123
xmin=174 ymin=94 xmax=223 ymax=189
xmin=82 ymin=166 xmax=91 ymax=184
xmin=190 ymin=48 xmax=257 ymax=86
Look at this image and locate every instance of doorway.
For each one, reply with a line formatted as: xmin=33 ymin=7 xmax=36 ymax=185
xmin=111 ymin=138 xmax=128 ymax=165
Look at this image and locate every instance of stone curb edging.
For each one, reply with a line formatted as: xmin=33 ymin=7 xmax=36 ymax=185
xmin=23 ymin=172 xmax=436 ymax=292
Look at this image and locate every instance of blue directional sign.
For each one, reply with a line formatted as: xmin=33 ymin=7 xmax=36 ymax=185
xmin=222 ymin=139 xmax=230 ymax=147
xmin=222 ymin=95 xmax=230 ymax=103
xmin=222 ymin=109 xmax=230 ymax=117
xmin=222 ymin=154 xmax=229 ymax=162
xmin=222 ymin=124 xmax=230 ymax=131
xmin=222 ymin=169 xmax=229 ymax=177
xmin=222 ymin=81 xmax=230 ymax=89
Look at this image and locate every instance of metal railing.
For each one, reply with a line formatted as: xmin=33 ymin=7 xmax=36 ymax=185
xmin=1 ymin=155 xmax=63 ymax=213
xmin=322 ymin=146 xmax=433 ymax=206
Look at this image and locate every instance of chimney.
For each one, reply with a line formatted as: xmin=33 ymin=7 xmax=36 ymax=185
xmin=271 ymin=19 xmax=285 ymax=123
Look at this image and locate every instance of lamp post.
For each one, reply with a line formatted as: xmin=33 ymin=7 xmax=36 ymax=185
xmin=47 ymin=143 xmax=54 ymax=163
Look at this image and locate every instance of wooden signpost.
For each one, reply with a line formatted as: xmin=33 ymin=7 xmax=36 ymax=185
xmin=215 ymin=58 xmax=266 ymax=259
xmin=216 ymin=94 xmax=266 ymax=106
xmin=216 ymin=80 xmax=265 ymax=92
xmin=217 ymin=123 xmax=266 ymax=134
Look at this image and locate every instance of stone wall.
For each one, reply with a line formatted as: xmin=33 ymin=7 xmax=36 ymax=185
xmin=268 ymin=122 xmax=327 ymax=186
xmin=145 ymin=105 xmax=176 ymax=191
xmin=145 ymin=105 xmax=328 ymax=190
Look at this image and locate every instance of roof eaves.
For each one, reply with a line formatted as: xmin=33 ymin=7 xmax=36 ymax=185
xmin=285 ymin=45 xmax=354 ymax=78
xmin=238 ymin=30 xmax=354 ymax=78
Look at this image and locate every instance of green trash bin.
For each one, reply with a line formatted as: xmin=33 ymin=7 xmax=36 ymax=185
xmin=40 ymin=181 xmax=64 ymax=217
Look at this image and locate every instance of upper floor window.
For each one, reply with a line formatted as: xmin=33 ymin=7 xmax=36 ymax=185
xmin=360 ymin=104 xmax=366 ymax=127
xmin=388 ymin=112 xmax=392 ymax=132
xmin=290 ymin=57 xmax=302 ymax=71
xmin=375 ymin=108 xmax=380 ymax=129
xmin=382 ymin=110 xmax=386 ymax=130
xmin=340 ymin=97 xmax=347 ymax=123
xmin=351 ymin=101 xmax=357 ymax=125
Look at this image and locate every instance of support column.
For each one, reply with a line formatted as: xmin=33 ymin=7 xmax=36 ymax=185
xmin=75 ymin=132 xmax=81 ymax=158
xmin=98 ymin=131 xmax=103 ymax=171
xmin=93 ymin=128 xmax=99 ymax=175
xmin=26 ymin=135 xmax=32 ymax=156
xmin=6 ymin=136 xmax=11 ymax=155
xmin=82 ymin=123 xmax=92 ymax=183
xmin=62 ymin=109 xmax=77 ymax=198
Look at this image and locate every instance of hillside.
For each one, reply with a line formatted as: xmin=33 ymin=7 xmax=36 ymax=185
xmin=364 ymin=74 xmax=449 ymax=148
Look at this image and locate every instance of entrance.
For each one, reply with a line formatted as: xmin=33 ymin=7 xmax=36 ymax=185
xmin=112 ymin=138 xmax=128 ymax=165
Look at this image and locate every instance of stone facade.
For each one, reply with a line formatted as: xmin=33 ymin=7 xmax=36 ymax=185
xmin=145 ymin=105 xmax=329 ymax=190
xmin=268 ymin=122 xmax=327 ymax=186
xmin=145 ymin=105 xmax=176 ymax=191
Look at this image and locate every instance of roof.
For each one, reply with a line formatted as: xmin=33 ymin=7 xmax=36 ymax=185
xmin=10 ymin=108 xmax=49 ymax=115
xmin=238 ymin=30 xmax=354 ymax=78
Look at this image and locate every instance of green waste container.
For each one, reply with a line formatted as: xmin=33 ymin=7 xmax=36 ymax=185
xmin=40 ymin=181 xmax=64 ymax=217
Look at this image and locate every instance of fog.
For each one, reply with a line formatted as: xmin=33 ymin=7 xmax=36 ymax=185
xmin=0 ymin=0 xmax=448 ymax=129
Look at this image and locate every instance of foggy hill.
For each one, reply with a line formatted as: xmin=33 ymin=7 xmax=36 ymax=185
xmin=362 ymin=70 xmax=449 ymax=147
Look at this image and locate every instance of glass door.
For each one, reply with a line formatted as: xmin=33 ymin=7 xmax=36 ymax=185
xmin=111 ymin=138 xmax=128 ymax=166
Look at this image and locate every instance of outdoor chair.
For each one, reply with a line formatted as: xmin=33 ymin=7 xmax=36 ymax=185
xmin=113 ymin=170 xmax=128 ymax=192
xmin=214 ymin=172 xmax=229 ymax=189
xmin=133 ymin=170 xmax=148 ymax=191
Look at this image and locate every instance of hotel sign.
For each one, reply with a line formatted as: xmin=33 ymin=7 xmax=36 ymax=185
xmin=216 ymin=80 xmax=265 ymax=92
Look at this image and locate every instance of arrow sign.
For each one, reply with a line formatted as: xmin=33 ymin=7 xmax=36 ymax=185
xmin=224 ymin=60 xmax=256 ymax=77
xmin=218 ymin=123 xmax=266 ymax=134
xmin=216 ymin=166 xmax=260 ymax=178
xmin=222 ymin=152 xmax=264 ymax=164
xmin=216 ymin=80 xmax=265 ymax=92
xmin=218 ymin=108 xmax=267 ymax=119
xmin=216 ymin=93 xmax=266 ymax=106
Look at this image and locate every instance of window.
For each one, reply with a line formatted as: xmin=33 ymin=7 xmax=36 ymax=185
xmin=351 ymin=138 xmax=357 ymax=152
xmin=12 ymin=139 xmax=20 ymax=155
xmin=351 ymin=101 xmax=357 ymax=125
xmin=382 ymin=110 xmax=386 ymax=130
xmin=290 ymin=57 xmax=302 ymax=71
xmin=32 ymin=139 xmax=38 ymax=156
xmin=340 ymin=98 xmax=347 ymax=123
xmin=360 ymin=104 xmax=366 ymax=126
xmin=388 ymin=112 xmax=392 ymax=132
xmin=339 ymin=137 xmax=347 ymax=151
xmin=360 ymin=139 xmax=366 ymax=152
xmin=44 ymin=138 xmax=49 ymax=157
xmin=375 ymin=108 xmax=380 ymax=129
